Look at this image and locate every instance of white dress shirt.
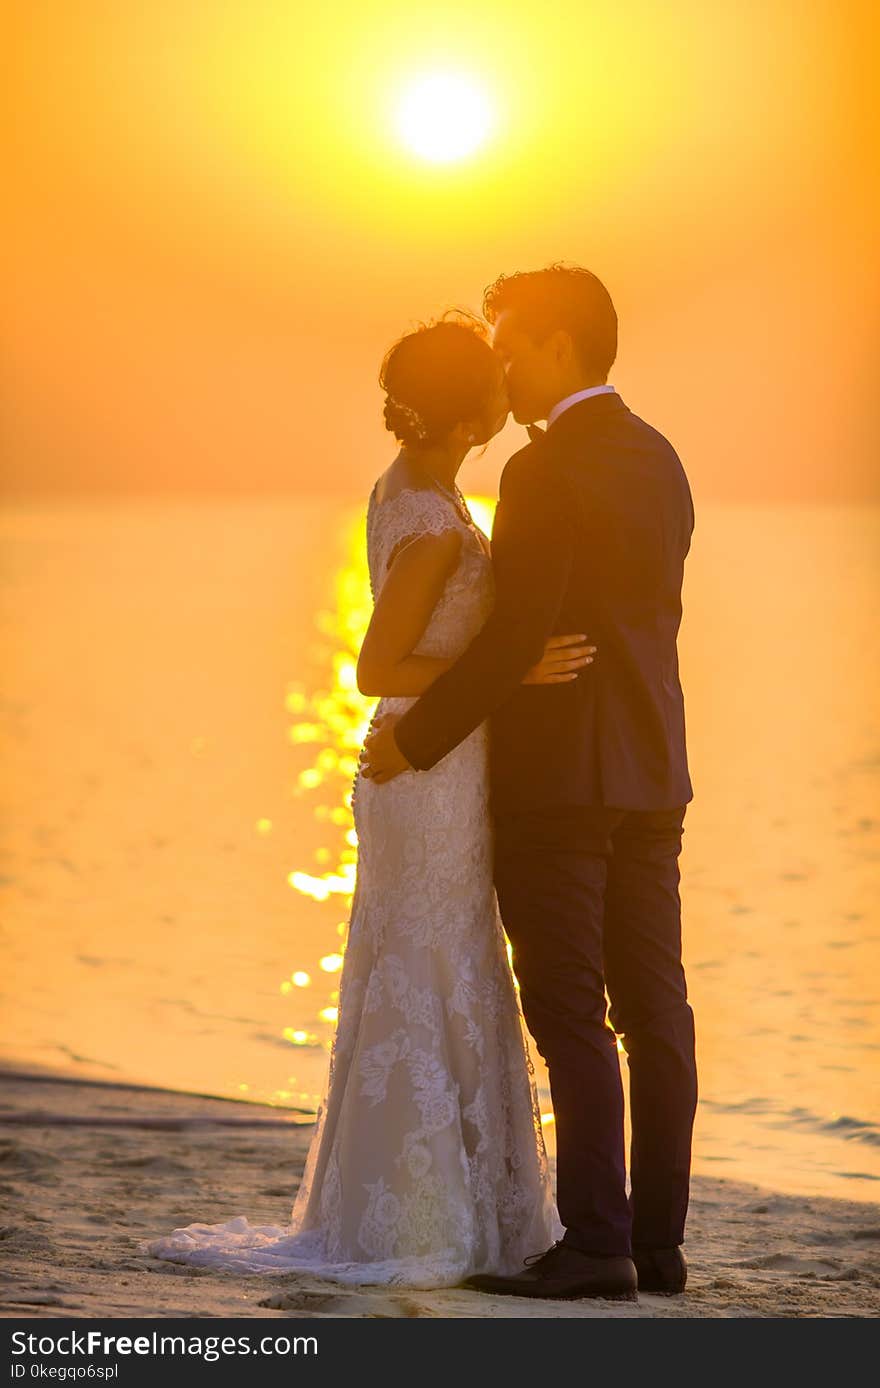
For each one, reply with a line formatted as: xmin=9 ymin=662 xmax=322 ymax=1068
xmin=546 ymin=384 xmax=616 ymax=429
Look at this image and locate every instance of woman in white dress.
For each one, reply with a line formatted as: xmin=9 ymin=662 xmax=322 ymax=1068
xmin=141 ymin=312 xmax=594 ymax=1287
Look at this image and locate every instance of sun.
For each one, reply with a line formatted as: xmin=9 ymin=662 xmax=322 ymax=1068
xmin=395 ymin=72 xmax=495 ymax=164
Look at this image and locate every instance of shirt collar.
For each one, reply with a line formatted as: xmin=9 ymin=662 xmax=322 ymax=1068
xmin=546 ymin=384 xmax=616 ymax=429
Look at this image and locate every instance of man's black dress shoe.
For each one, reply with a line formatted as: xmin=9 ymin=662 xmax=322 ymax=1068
xmin=462 ymin=1241 xmax=638 ymax=1301
xmin=633 ymin=1246 xmax=687 ymax=1294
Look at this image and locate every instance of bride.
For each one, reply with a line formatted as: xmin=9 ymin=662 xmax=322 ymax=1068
xmin=141 ymin=311 xmax=594 ymax=1287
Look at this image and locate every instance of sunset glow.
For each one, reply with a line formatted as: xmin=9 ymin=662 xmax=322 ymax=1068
xmin=4 ymin=3 xmax=877 ymax=501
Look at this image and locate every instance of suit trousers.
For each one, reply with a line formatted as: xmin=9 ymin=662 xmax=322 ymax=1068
xmin=492 ymin=803 xmax=697 ymax=1257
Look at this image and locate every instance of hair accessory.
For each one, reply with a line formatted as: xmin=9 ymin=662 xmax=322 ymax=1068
xmin=387 ymin=394 xmax=429 ymax=442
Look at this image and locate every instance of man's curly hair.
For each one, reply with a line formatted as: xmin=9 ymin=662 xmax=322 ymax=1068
xmin=482 ymin=262 xmax=618 ymax=380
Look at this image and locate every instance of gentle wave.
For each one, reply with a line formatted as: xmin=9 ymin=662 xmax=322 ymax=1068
xmin=0 ymin=1067 xmax=313 ymax=1127
xmin=700 ymin=1097 xmax=880 ymax=1149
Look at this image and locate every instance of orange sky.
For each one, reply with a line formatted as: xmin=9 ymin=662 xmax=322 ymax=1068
xmin=3 ymin=1 xmax=878 ymax=501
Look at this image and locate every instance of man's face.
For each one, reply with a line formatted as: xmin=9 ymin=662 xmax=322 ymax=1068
xmin=491 ymin=308 xmax=565 ymax=425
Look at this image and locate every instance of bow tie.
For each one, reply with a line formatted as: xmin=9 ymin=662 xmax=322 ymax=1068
xmin=526 ymin=423 xmax=546 ymax=442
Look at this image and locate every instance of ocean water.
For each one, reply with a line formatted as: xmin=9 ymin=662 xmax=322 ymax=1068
xmin=1 ymin=495 xmax=878 ymax=1201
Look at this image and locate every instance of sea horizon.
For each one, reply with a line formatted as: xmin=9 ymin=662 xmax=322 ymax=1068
xmin=3 ymin=493 xmax=878 ymax=1204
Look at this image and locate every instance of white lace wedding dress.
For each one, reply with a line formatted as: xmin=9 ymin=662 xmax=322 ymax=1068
xmin=141 ymin=484 xmax=562 ymax=1287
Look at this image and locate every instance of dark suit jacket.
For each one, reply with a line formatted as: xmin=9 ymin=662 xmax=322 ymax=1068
xmin=393 ymin=391 xmax=695 ymax=813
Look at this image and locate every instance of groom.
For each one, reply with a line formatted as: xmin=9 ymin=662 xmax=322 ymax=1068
xmin=361 ymin=263 xmax=697 ymax=1300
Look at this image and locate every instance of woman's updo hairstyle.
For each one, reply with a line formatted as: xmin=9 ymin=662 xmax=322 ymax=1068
xmin=379 ymin=309 xmax=500 ymax=449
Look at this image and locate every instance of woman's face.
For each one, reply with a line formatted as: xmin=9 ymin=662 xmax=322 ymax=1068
xmin=473 ymin=365 xmax=510 ymax=445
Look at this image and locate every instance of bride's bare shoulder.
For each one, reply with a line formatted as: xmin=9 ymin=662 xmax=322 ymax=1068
xmin=372 ymin=459 xmax=434 ymax=507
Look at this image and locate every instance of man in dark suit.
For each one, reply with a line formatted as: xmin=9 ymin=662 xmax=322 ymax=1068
xmin=361 ymin=264 xmax=697 ymax=1300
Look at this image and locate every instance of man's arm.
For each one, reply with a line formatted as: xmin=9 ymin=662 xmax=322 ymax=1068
xmin=393 ymin=450 xmax=575 ymax=771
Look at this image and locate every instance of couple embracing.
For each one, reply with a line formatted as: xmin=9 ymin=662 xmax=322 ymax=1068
xmin=145 ymin=263 xmax=698 ymax=1304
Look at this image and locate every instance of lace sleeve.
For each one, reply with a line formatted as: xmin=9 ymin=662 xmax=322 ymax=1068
xmin=373 ymin=489 xmax=461 ymax=576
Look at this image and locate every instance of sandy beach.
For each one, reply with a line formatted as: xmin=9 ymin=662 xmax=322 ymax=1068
xmin=2 ymin=1071 xmax=878 ymax=1319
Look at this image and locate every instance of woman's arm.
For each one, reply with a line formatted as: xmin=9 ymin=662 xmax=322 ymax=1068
xmin=356 ymin=530 xmax=463 ymax=697
xmin=356 ymin=528 xmax=596 ymax=699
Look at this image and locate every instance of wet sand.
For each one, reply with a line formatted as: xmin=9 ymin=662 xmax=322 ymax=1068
xmin=2 ymin=1072 xmax=878 ymax=1319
